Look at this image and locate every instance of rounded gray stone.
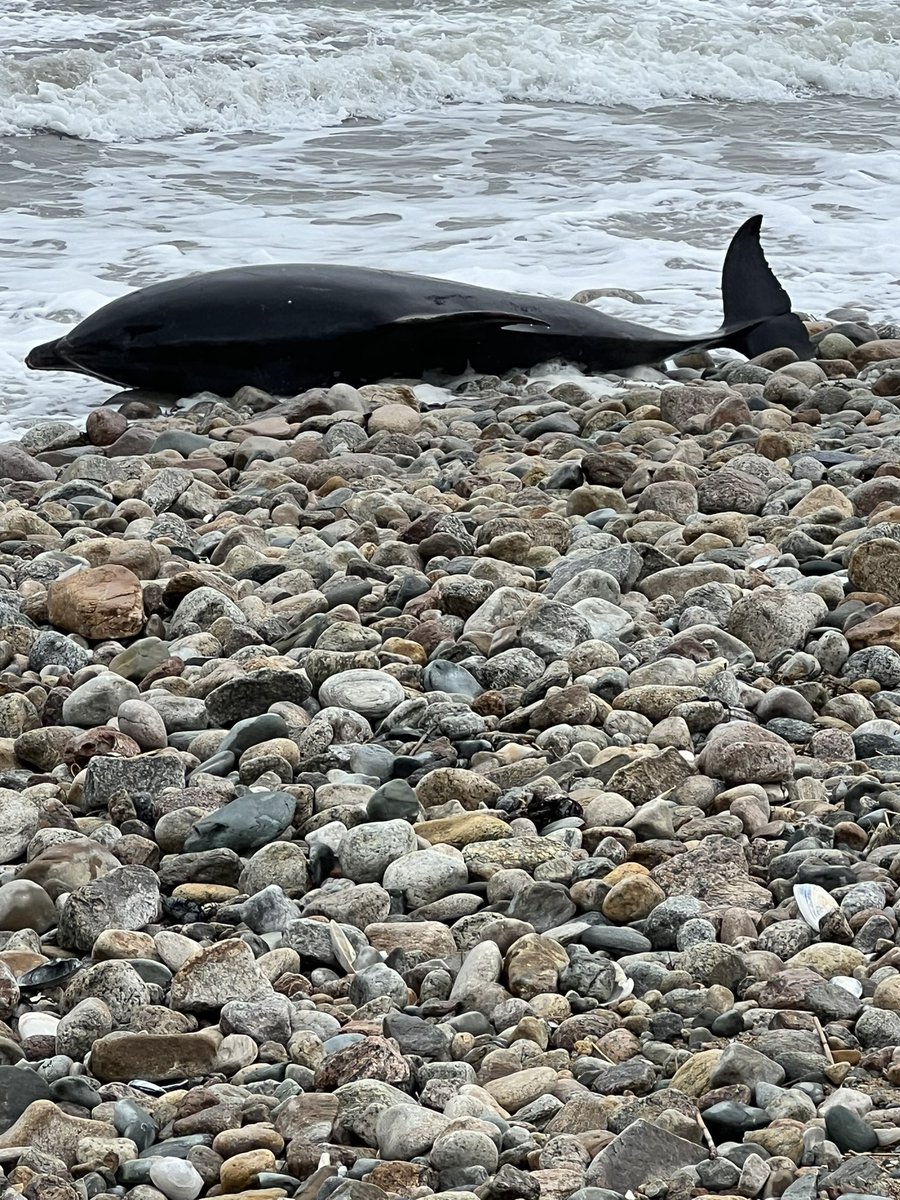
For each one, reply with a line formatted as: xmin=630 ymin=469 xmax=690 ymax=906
xmin=348 ymin=963 xmax=408 ymax=1009
xmin=0 ymin=880 xmax=57 ymax=933
xmin=117 ymin=698 xmax=168 ymax=750
xmin=431 ymin=1128 xmax=499 ymax=1173
xmin=57 ymin=865 xmax=161 ymax=953
xmin=183 ymin=790 xmax=296 ymax=855
xmin=338 ymin=819 xmax=418 ymax=884
xmin=375 ymin=1103 xmax=450 ymax=1160
xmin=382 ymin=849 xmax=468 ymax=908
xmin=62 ymin=672 xmax=140 ymax=726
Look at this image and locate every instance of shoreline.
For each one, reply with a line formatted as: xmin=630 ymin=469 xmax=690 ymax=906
xmin=1 ymin=318 xmax=900 ymax=1199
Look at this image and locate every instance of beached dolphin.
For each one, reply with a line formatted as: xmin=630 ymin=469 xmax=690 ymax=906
xmin=26 ymin=215 xmax=813 ymax=398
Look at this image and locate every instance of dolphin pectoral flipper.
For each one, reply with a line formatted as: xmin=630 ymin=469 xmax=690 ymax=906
xmin=390 ymin=311 xmax=551 ymax=332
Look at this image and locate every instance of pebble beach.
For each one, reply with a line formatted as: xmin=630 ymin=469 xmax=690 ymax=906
xmin=4 ymin=312 xmax=900 ymax=1200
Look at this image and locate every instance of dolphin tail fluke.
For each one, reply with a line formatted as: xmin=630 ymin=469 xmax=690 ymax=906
xmin=714 ymin=215 xmax=814 ymax=360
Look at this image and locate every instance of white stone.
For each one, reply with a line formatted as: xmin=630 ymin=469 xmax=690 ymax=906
xmin=117 ymin=699 xmax=168 ymax=751
xmin=305 ymin=821 xmax=348 ymax=853
xmin=153 ymin=930 xmax=202 ymax=972
xmin=574 ymin=597 xmax=634 ymax=639
xmin=215 ymin=1032 xmax=258 ymax=1074
xmin=338 ymin=820 xmax=418 ymax=884
xmin=318 ymin=669 xmax=404 ymax=718
xmin=463 ymin=585 xmax=532 ymax=635
xmin=149 ymin=1157 xmax=204 ymax=1200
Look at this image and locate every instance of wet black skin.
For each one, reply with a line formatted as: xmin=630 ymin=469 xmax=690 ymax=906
xmin=26 ymin=217 xmax=813 ymax=397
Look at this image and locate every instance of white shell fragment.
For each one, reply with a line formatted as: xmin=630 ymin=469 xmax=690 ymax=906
xmin=831 ymin=976 xmax=863 ymax=998
xmin=17 ymin=1012 xmax=60 ymax=1039
xmin=329 ymin=919 xmax=357 ymax=973
xmin=600 ymin=961 xmax=635 ymax=1007
xmin=793 ymin=882 xmax=839 ymax=931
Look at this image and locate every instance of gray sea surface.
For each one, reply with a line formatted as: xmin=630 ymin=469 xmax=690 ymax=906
xmin=1 ymin=0 xmax=899 ymax=428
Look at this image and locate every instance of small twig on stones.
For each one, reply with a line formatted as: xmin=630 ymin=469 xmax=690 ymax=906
xmin=813 ymin=1015 xmax=835 ymax=1065
xmin=697 ymin=1112 xmax=717 ymax=1159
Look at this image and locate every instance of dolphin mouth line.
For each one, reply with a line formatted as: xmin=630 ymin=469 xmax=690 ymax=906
xmin=26 ymin=338 xmax=124 ymax=386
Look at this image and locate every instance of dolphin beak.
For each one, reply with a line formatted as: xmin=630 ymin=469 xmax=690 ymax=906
xmin=26 ymin=338 xmax=70 ymax=370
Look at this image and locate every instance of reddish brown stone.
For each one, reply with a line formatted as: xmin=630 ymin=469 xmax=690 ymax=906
xmin=848 ymin=542 xmax=900 ymax=602
xmin=63 ymin=726 xmax=142 ymax=767
xmin=368 ymin=1162 xmax=437 ymax=1193
xmin=818 ymin=358 xmax=857 ymax=378
xmin=846 ymin=605 xmax=900 ymax=651
xmin=849 ymin=339 xmax=900 ymax=367
xmin=86 ymin=408 xmax=128 ymax=446
xmin=312 ymin=1036 xmax=410 ymax=1089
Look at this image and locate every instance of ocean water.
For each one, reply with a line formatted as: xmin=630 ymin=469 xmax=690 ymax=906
xmin=1 ymin=0 xmax=899 ymax=433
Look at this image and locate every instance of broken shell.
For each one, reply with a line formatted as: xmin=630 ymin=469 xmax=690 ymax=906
xmin=63 ymin=725 xmax=142 ymax=767
xmin=329 ymin=920 xmax=357 ymax=973
xmin=831 ymin=976 xmax=863 ymax=998
xmin=17 ymin=1012 xmax=60 ymax=1039
xmin=600 ymin=961 xmax=634 ymax=1007
xmin=18 ymin=958 xmax=83 ymax=991
xmin=794 ymin=882 xmax=839 ymax=931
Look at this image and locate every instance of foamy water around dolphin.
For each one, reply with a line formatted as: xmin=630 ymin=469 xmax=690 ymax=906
xmin=1 ymin=0 xmax=899 ymax=431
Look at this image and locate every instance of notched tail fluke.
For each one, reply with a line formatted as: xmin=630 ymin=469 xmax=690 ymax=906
xmin=715 ymin=215 xmax=814 ymax=360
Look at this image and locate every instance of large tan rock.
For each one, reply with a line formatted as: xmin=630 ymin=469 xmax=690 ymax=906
xmin=90 ymin=1029 xmax=221 ymax=1082
xmin=415 ymin=767 xmax=501 ymax=810
xmin=701 ymin=721 xmax=794 ymax=785
xmin=414 ymin=813 xmax=510 ymax=848
xmin=214 ymin=1192 xmax=288 ymax=1200
xmin=67 ymin=536 xmax=161 ymax=579
xmin=366 ymin=921 xmax=456 ymax=958
xmin=786 ymin=942 xmax=866 ymax=979
xmin=0 ymin=1100 xmax=116 ymax=1164
xmin=18 ymin=837 xmax=121 ymax=900
xmin=484 ymin=1066 xmax=558 ymax=1112
xmin=791 ymin=483 xmax=854 ymax=519
xmin=603 ymin=875 xmax=665 ymax=922
xmin=873 ymin=976 xmax=900 ymax=1011
xmin=505 ymin=933 xmax=568 ymax=999
xmin=669 ymin=1048 xmax=723 ymax=1096
xmin=47 ymin=565 xmax=144 ymax=639
xmin=220 ymin=1149 xmax=278 ymax=1192
xmin=170 ymin=939 xmax=272 ymax=1011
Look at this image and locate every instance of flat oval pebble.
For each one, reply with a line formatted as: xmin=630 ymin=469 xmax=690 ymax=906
xmin=318 ymin=668 xmax=405 ymax=717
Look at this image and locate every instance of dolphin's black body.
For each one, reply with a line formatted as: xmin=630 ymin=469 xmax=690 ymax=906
xmin=26 ymin=216 xmax=813 ymax=397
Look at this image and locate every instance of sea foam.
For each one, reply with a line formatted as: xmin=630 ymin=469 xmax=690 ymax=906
xmin=1 ymin=0 xmax=899 ymax=141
